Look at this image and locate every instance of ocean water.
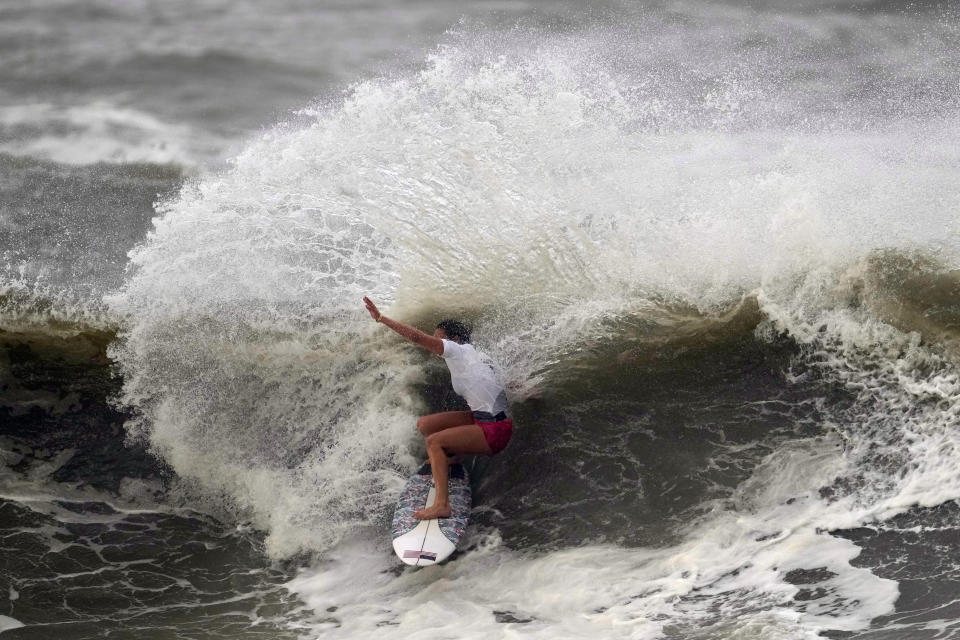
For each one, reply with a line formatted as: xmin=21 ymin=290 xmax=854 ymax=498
xmin=2 ymin=1 xmax=960 ymax=638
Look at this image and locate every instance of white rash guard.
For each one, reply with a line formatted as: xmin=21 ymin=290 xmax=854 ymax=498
xmin=440 ymin=339 xmax=509 ymax=417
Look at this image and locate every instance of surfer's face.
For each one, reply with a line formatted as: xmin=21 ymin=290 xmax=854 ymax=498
xmin=434 ymin=328 xmax=449 ymax=340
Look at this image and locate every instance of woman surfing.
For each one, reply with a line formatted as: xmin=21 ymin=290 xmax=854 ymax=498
xmin=363 ymin=297 xmax=513 ymax=520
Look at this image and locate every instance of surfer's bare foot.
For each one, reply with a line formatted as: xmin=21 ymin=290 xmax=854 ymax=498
xmin=413 ymin=503 xmax=451 ymax=520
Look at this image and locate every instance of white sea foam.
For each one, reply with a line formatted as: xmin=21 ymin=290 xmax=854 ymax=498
xmin=106 ymin=13 xmax=960 ymax=639
xmin=286 ymin=436 xmax=897 ymax=638
xmin=0 ymin=102 xmax=207 ymax=166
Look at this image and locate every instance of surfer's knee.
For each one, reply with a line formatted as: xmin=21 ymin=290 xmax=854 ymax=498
xmin=425 ymin=433 xmax=444 ymax=451
xmin=416 ymin=416 xmax=429 ymax=435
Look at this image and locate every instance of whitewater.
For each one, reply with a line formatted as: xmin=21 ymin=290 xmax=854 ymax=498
xmin=3 ymin=3 xmax=960 ymax=639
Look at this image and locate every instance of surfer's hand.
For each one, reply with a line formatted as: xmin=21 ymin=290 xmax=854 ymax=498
xmin=363 ymin=296 xmax=383 ymax=322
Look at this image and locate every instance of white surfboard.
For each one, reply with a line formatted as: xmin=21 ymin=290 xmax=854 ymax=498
xmin=391 ymin=461 xmax=471 ymax=566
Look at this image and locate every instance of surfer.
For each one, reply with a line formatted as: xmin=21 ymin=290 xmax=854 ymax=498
xmin=363 ymin=296 xmax=513 ymax=519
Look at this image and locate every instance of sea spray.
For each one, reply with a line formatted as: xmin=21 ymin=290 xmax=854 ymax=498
xmin=100 ymin=11 xmax=960 ymax=638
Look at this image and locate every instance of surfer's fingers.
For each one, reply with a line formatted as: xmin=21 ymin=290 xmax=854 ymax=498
xmin=363 ymin=297 xmax=381 ymax=319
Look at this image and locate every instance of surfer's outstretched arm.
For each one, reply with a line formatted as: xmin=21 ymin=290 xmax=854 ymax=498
xmin=363 ymin=297 xmax=444 ymax=356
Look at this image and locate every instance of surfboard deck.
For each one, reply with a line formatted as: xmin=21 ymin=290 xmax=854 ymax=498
xmin=391 ymin=461 xmax=471 ymax=566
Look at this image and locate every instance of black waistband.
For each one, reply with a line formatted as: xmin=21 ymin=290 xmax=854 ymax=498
xmin=473 ymin=410 xmax=508 ymax=422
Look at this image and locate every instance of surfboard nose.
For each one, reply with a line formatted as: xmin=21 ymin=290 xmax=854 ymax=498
xmin=392 ymin=462 xmax=471 ymax=565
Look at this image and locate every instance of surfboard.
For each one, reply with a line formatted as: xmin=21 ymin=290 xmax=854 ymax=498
xmin=391 ymin=461 xmax=471 ymax=566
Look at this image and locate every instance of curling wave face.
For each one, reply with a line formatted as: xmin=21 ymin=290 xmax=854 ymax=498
xmin=97 ymin=10 xmax=960 ymax=638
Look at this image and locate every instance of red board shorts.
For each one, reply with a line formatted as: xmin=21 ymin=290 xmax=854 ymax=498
xmin=474 ymin=416 xmax=513 ymax=455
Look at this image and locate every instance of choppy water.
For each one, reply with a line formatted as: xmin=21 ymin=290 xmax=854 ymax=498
xmin=3 ymin=1 xmax=960 ymax=638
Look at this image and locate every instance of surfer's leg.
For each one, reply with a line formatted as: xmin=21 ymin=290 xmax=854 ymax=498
xmin=416 ymin=410 xmax=474 ymax=436
xmin=414 ymin=425 xmax=491 ymax=520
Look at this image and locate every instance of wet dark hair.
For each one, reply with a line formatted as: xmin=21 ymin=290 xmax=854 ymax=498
xmin=436 ymin=319 xmax=471 ymax=344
